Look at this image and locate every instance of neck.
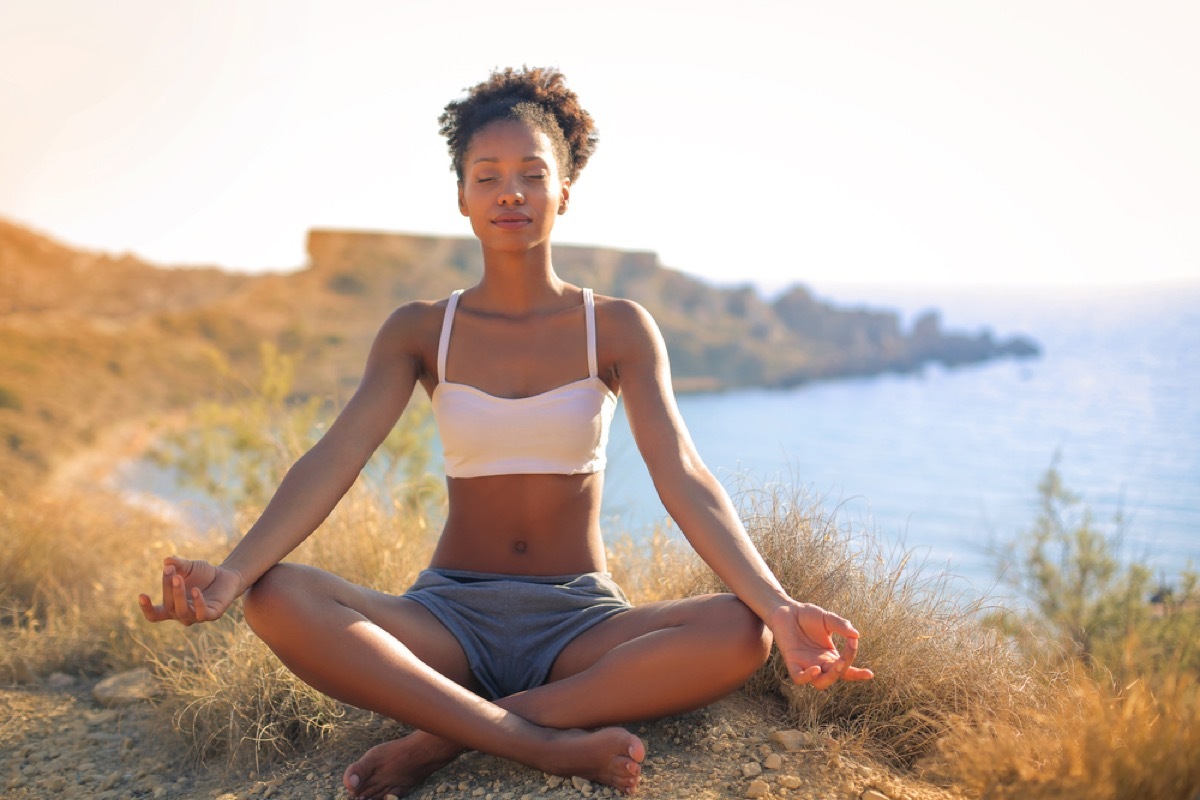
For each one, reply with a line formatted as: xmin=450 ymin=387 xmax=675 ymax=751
xmin=474 ymin=242 xmax=568 ymax=314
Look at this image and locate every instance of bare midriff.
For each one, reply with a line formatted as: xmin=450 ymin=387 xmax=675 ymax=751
xmin=430 ymin=472 xmax=608 ymax=576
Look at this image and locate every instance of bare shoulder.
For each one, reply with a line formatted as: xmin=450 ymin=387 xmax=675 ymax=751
xmin=592 ymin=294 xmax=669 ymax=390
xmin=592 ymin=294 xmax=663 ymax=349
xmin=373 ymin=298 xmax=449 ymax=354
xmin=364 ymin=298 xmax=452 ymax=385
xmin=379 ymin=298 xmax=447 ymax=337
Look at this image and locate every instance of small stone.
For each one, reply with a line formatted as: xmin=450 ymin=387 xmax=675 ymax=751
xmin=545 ymin=775 xmax=564 ymax=788
xmin=93 ymin=669 xmax=161 ymax=707
xmin=763 ymin=753 xmax=783 ymax=770
xmin=861 ymin=790 xmax=890 ymax=800
xmin=46 ymin=672 xmax=75 ymax=688
xmin=385 ymin=794 xmax=401 ymax=800
xmin=45 ymin=775 xmax=67 ymax=792
xmin=99 ymin=771 xmax=121 ymax=791
xmin=741 ymin=762 xmax=763 ymax=778
xmin=779 ymin=775 xmax=802 ymax=790
xmin=571 ymin=776 xmax=592 ymax=793
xmin=745 ymin=779 xmax=770 ymax=799
xmin=769 ymin=730 xmax=808 ymax=752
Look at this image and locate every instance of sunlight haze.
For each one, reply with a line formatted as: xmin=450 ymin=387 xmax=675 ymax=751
xmin=2 ymin=1 xmax=1197 ymax=291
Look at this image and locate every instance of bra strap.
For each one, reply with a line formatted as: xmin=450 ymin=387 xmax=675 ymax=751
xmin=437 ymin=290 xmax=463 ymax=381
xmin=584 ymin=288 xmax=598 ymax=378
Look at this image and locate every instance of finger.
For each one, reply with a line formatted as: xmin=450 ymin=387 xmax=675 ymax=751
xmin=192 ymin=587 xmax=209 ymax=623
xmin=825 ymin=612 xmax=861 ymax=641
xmin=791 ymin=664 xmax=820 ymax=686
xmin=843 ymin=666 xmax=874 ymax=681
xmin=160 ymin=564 xmax=177 ymax=617
xmin=839 ymin=633 xmax=860 ymax=670
xmin=170 ymin=572 xmax=193 ymax=624
xmin=810 ymin=662 xmax=843 ymax=691
xmin=138 ymin=594 xmax=169 ymax=622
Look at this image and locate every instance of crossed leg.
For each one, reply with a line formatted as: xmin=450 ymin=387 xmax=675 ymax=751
xmin=242 ymin=563 xmax=772 ymax=799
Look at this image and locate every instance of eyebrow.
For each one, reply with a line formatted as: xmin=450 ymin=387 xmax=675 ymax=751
xmin=470 ymin=156 xmax=548 ymax=166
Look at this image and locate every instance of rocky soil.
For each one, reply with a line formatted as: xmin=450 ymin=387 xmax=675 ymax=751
xmin=1 ymin=672 xmax=958 ymax=800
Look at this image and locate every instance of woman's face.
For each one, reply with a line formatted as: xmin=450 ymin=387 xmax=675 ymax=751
xmin=457 ymin=119 xmax=570 ymax=253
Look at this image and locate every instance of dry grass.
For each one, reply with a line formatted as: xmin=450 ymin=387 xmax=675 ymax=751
xmin=5 ymin=447 xmax=1196 ymax=795
xmin=931 ymin=653 xmax=1200 ymax=799
xmin=0 ymin=486 xmax=216 ymax=682
xmin=141 ymin=472 xmax=441 ymax=768
xmin=681 ymin=482 xmax=1048 ymax=769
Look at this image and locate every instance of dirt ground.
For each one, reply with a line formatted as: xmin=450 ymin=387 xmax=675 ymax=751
xmin=0 ymin=676 xmax=959 ymax=800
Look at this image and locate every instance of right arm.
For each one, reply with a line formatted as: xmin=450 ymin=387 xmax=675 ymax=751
xmin=139 ymin=303 xmax=427 ymax=624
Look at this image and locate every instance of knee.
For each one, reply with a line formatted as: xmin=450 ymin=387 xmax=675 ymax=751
xmin=711 ymin=594 xmax=773 ymax=672
xmin=241 ymin=562 xmax=305 ymax=635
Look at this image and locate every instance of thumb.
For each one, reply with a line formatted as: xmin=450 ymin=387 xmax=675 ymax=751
xmin=164 ymin=555 xmax=190 ymax=571
xmin=824 ymin=612 xmax=860 ymax=641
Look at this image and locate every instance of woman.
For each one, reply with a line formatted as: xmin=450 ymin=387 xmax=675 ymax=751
xmin=139 ymin=66 xmax=872 ymax=799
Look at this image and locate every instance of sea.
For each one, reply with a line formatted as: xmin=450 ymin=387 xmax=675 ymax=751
xmin=117 ymin=280 xmax=1200 ymax=600
xmin=598 ymin=281 xmax=1200 ymax=598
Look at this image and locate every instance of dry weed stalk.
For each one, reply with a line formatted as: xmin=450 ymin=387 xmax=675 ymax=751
xmin=689 ymin=482 xmax=1043 ymax=767
xmin=932 ymin=654 xmax=1200 ymax=799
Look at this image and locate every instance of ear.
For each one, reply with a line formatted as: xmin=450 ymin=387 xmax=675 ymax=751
xmin=558 ymin=177 xmax=571 ymax=215
xmin=457 ymin=181 xmax=468 ymax=216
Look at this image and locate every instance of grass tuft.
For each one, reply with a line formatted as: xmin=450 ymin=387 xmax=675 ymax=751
xmin=686 ymin=482 xmax=1045 ymax=768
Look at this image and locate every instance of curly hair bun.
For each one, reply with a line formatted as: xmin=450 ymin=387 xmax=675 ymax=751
xmin=438 ymin=66 xmax=598 ymax=182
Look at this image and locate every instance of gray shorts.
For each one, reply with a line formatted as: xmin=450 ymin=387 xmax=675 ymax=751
xmin=402 ymin=568 xmax=633 ymax=700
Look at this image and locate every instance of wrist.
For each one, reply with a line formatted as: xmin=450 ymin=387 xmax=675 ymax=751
xmin=219 ymin=560 xmax=252 ymax=596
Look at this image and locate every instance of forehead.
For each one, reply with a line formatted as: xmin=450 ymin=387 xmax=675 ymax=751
xmin=465 ymin=120 xmax=558 ymax=166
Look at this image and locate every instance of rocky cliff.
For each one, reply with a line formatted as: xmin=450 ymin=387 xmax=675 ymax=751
xmin=305 ymin=228 xmax=1040 ymax=390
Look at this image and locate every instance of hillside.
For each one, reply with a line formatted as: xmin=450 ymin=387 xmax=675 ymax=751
xmin=0 ymin=217 xmax=1038 ymax=494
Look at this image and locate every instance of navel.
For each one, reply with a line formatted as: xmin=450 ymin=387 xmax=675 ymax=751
xmin=512 ymin=540 xmax=528 ymax=554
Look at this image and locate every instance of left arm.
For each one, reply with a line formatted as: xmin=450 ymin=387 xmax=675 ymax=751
xmin=607 ymin=299 xmax=873 ymax=688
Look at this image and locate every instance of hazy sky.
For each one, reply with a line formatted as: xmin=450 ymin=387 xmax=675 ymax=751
xmin=3 ymin=1 xmax=1197 ymax=292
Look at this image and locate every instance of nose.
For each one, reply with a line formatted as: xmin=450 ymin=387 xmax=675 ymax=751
xmin=498 ymin=176 xmax=525 ymax=205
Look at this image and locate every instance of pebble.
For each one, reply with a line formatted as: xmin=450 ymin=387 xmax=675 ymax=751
xmin=46 ymin=672 xmax=76 ymax=689
xmin=3 ymin=683 xmax=915 ymax=800
xmin=92 ymin=669 xmax=161 ymax=707
xmin=769 ymin=729 xmax=809 ymax=752
xmin=745 ymin=778 xmax=770 ymax=798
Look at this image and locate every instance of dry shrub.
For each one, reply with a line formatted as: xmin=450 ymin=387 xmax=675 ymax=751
xmin=148 ymin=619 xmax=363 ymax=769
xmin=143 ymin=477 xmax=440 ymax=767
xmin=687 ymin=483 xmax=1044 ymax=768
xmin=0 ymin=486 xmax=216 ymax=682
xmin=606 ymin=521 xmax=702 ymax=605
xmin=932 ymin=651 xmax=1200 ymax=799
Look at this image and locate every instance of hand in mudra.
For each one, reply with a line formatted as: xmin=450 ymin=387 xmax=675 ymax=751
xmin=766 ymin=602 xmax=874 ymax=689
xmin=138 ymin=556 xmax=242 ymax=626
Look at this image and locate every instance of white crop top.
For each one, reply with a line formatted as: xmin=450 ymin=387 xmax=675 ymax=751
xmin=431 ymin=288 xmax=618 ymax=478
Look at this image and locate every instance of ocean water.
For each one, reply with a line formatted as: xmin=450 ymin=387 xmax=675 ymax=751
xmin=118 ymin=281 xmax=1200 ymax=599
xmin=600 ymin=282 xmax=1200 ymax=597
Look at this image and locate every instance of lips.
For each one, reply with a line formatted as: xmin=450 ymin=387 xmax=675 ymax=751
xmin=492 ymin=212 xmax=532 ymax=229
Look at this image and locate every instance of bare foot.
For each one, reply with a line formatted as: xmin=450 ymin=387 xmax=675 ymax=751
xmin=343 ymin=731 xmax=462 ymax=799
xmin=535 ymin=727 xmax=645 ymax=794
xmin=343 ymin=726 xmax=644 ymax=798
